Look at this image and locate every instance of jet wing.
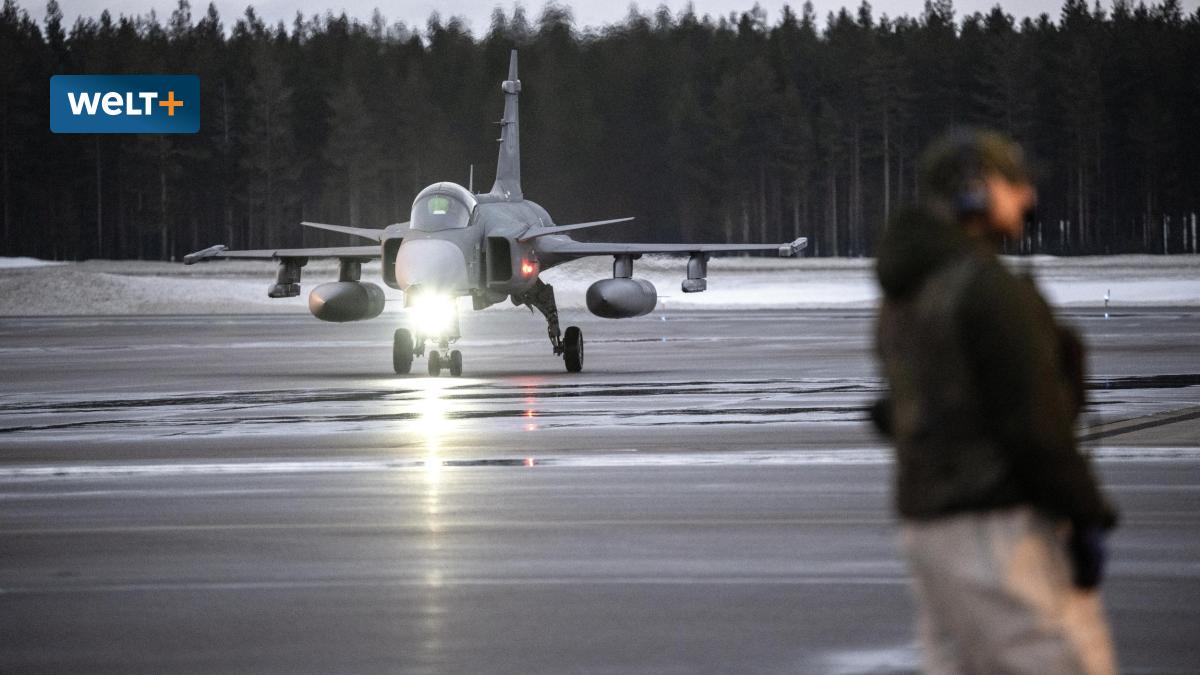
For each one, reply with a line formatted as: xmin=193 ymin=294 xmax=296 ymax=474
xmin=536 ymin=237 xmax=807 ymax=258
xmin=301 ymin=221 xmax=399 ymax=242
xmin=183 ymin=244 xmax=380 ymax=264
xmin=517 ymin=217 xmax=635 ymax=242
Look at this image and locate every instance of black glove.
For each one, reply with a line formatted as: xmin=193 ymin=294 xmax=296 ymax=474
xmin=1068 ymin=524 xmax=1108 ymax=590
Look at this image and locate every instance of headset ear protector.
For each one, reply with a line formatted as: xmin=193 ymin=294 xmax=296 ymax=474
xmin=952 ymin=142 xmax=989 ymax=217
xmin=954 ymin=180 xmax=988 ymax=215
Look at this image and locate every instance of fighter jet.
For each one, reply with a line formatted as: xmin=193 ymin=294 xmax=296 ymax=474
xmin=185 ymin=50 xmax=806 ymax=376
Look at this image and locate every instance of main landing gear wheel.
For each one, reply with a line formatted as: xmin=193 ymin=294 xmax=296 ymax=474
xmin=393 ymin=329 xmax=414 ymax=374
xmin=428 ymin=350 xmax=442 ymax=376
xmin=562 ymin=326 xmax=584 ymax=373
xmin=449 ymin=350 xmax=463 ymax=377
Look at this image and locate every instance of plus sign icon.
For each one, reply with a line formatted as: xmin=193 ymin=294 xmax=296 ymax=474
xmin=50 ymin=75 xmax=200 ymax=134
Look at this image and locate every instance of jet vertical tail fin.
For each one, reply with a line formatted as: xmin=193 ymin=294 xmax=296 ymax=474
xmin=490 ymin=50 xmax=522 ymax=201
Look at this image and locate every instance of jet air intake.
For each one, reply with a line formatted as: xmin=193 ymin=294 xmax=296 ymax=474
xmin=309 ymin=282 xmax=386 ymax=322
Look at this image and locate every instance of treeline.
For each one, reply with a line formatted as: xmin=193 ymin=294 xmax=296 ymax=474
xmin=1 ymin=0 xmax=1198 ymax=261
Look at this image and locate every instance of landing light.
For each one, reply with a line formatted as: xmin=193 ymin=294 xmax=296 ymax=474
xmin=410 ymin=293 xmax=456 ymax=336
xmin=520 ymin=259 xmax=536 ymax=277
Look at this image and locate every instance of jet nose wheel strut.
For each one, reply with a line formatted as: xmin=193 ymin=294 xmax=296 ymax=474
xmin=424 ymin=348 xmax=464 ymax=377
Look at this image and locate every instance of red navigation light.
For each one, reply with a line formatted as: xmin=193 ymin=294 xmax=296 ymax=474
xmin=520 ymin=259 xmax=536 ymax=277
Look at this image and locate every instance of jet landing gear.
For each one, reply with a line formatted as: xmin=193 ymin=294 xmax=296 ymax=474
xmin=514 ymin=279 xmax=584 ymax=373
xmin=394 ymin=328 xmax=465 ymax=377
xmin=394 ymin=295 xmax=465 ymax=377
xmin=562 ymin=326 xmax=584 ymax=373
xmin=427 ymin=348 xmax=463 ymax=377
xmin=393 ymin=329 xmax=415 ymax=374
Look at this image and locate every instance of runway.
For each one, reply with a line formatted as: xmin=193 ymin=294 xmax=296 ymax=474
xmin=2 ymin=308 xmax=1199 ymax=673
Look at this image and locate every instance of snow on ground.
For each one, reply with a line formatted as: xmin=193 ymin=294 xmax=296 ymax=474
xmin=0 ymin=257 xmax=68 ymax=269
xmin=1015 ymin=255 xmax=1200 ymax=307
xmin=0 ymin=254 xmax=1195 ymax=316
xmin=542 ymin=255 xmax=881 ymax=309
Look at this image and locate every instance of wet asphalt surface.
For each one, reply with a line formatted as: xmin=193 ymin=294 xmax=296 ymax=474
xmin=1 ymin=308 xmax=1198 ymax=673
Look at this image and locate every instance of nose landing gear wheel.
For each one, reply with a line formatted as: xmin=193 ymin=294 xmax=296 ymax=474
xmin=428 ymin=350 xmax=442 ymax=376
xmin=449 ymin=350 xmax=463 ymax=377
xmin=393 ymin=329 xmax=414 ymax=374
xmin=562 ymin=326 xmax=584 ymax=373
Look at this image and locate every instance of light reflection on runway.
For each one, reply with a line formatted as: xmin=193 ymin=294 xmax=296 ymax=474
xmin=420 ymin=398 xmax=446 ymax=669
xmin=414 ymin=377 xmax=455 ymax=468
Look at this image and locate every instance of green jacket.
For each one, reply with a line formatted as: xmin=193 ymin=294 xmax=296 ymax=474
xmin=874 ymin=207 xmax=1116 ymax=528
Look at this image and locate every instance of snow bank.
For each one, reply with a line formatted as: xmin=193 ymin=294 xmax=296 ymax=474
xmin=541 ymin=256 xmax=880 ymax=309
xmin=1015 ymin=255 xmax=1200 ymax=307
xmin=0 ymin=254 xmax=1195 ymax=316
xmin=542 ymin=254 xmax=1200 ymax=310
xmin=0 ymin=257 xmax=68 ymax=269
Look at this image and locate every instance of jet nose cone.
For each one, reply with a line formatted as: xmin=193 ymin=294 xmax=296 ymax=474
xmin=395 ymin=239 xmax=470 ymax=292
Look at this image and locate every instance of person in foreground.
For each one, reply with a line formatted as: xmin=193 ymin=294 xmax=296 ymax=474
xmin=872 ymin=128 xmax=1119 ymax=674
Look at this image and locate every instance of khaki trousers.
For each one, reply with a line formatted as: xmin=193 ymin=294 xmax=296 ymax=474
xmin=900 ymin=507 xmax=1117 ymax=675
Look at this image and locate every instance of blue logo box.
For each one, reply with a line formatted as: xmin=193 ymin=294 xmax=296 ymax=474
xmin=50 ymin=74 xmax=200 ymax=134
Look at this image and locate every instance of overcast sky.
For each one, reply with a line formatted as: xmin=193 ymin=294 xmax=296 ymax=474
xmin=49 ymin=0 xmax=1200 ymax=35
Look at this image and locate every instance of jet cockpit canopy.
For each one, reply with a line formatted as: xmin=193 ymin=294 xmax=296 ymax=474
xmin=410 ymin=182 xmax=477 ymax=232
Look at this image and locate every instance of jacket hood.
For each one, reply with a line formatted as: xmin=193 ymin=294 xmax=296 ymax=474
xmin=875 ymin=206 xmax=975 ymax=300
